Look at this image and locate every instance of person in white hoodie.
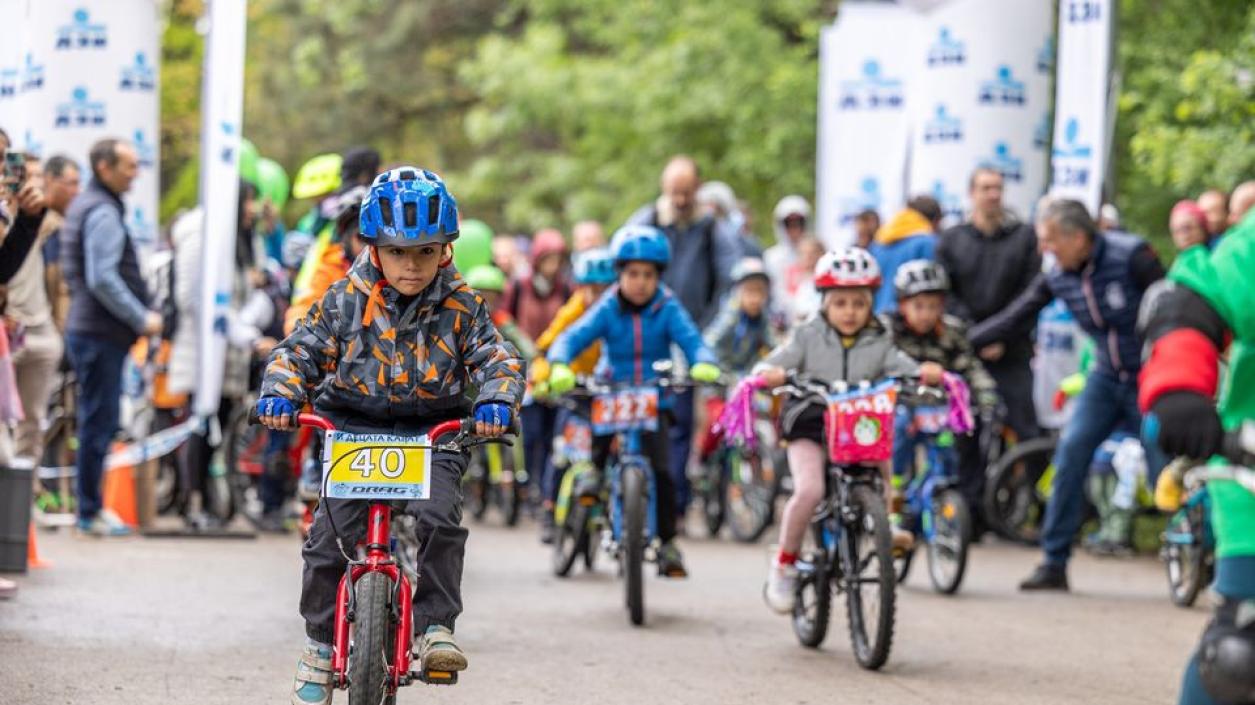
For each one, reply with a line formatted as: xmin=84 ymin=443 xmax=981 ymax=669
xmin=763 ymin=195 xmax=812 ymax=324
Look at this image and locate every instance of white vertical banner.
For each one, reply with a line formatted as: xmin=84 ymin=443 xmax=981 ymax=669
xmin=194 ymin=0 xmax=247 ymax=417
xmin=906 ymin=0 xmax=1053 ymax=224
xmin=0 ymin=0 xmax=161 ymax=249
xmin=1049 ymin=0 xmax=1112 ymax=214
xmin=816 ymin=4 xmax=920 ymax=249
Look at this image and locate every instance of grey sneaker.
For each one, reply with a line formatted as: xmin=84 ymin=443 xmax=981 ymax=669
xmin=291 ymin=640 xmax=334 ymax=705
xmin=75 ymin=513 xmax=132 ymax=537
xmin=417 ymin=625 xmax=468 ymax=672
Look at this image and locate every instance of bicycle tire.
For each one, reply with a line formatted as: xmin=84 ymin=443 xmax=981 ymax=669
xmin=553 ymin=503 xmax=588 ymax=578
xmin=894 ymin=547 xmax=914 ymax=585
xmin=622 ymin=465 xmax=647 ymax=627
xmin=844 ymin=484 xmax=895 ymax=670
xmin=502 ymin=448 xmax=522 ymax=527
xmin=792 ymin=551 xmax=832 ymax=648
xmin=926 ymin=488 xmax=971 ymax=595
xmin=348 ymin=571 xmax=395 ymax=705
xmin=464 ymin=451 xmax=489 ymax=522
xmin=1164 ymin=502 xmax=1207 ymax=608
xmin=727 ymin=448 xmax=777 ymax=544
xmin=983 ymin=436 xmax=1057 ymax=545
xmin=701 ymin=456 xmax=727 ymax=538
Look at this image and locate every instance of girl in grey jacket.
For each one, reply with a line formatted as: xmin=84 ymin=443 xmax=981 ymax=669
xmin=753 ymin=247 xmax=941 ymax=615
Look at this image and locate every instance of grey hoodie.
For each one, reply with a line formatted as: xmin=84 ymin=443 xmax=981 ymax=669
xmin=754 ymin=314 xmax=919 ymax=385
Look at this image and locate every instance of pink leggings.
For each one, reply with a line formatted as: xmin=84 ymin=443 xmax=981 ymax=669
xmin=777 ymin=441 xmax=892 ymax=556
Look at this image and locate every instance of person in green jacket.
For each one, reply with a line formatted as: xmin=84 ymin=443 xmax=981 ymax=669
xmin=1140 ymin=210 xmax=1255 ymax=705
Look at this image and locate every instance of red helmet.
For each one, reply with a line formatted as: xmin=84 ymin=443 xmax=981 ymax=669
xmin=530 ymin=228 xmax=568 ymax=263
xmin=813 ymin=247 xmax=881 ymax=290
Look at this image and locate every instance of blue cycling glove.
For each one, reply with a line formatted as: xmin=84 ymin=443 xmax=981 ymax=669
xmin=474 ymin=402 xmax=512 ymax=429
xmin=256 ymin=396 xmax=296 ymax=423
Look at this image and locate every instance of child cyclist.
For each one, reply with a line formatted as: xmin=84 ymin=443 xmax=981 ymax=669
xmin=463 ymin=263 xmax=537 ymax=360
xmin=546 ymin=225 xmax=723 ymax=577
xmin=883 ymin=259 xmax=998 ymax=529
xmin=255 ymin=167 xmax=524 ymax=705
xmin=530 ymin=247 xmax=617 ymax=543
xmin=703 ymin=257 xmax=778 ymax=374
xmin=754 ymin=247 xmax=942 ymax=613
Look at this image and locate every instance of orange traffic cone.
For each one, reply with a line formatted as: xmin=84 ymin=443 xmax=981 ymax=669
xmin=102 ymin=442 xmax=139 ymax=528
xmin=27 ymin=522 xmax=50 ymax=569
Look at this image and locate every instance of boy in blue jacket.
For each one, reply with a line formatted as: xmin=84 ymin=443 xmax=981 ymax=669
xmin=547 ymin=225 xmax=722 ymax=577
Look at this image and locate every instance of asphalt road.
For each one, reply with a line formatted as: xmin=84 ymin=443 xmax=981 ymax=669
xmin=1 ymin=516 xmax=1208 ymax=705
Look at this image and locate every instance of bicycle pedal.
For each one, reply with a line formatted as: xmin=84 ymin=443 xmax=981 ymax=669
xmin=416 ymin=669 xmax=459 ymax=686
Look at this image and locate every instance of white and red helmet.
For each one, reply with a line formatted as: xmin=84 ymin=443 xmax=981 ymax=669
xmin=814 ymin=247 xmax=881 ymax=290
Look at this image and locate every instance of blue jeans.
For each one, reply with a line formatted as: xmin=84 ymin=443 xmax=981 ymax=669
xmin=668 ymin=388 xmax=695 ymax=516
xmin=1041 ymin=371 xmax=1163 ymax=566
xmin=891 ymin=406 xmax=958 ymax=483
xmin=66 ymin=334 xmax=130 ymax=522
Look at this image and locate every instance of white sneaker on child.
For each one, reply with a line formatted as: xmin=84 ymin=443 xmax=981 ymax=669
xmin=764 ymin=560 xmax=798 ymax=614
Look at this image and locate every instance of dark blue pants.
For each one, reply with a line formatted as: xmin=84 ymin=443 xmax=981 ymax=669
xmin=668 ymin=388 xmax=695 ymax=516
xmin=1041 ymin=371 xmax=1163 ymax=566
xmin=66 ymin=334 xmax=129 ymax=522
xmin=521 ymin=402 xmax=557 ymax=489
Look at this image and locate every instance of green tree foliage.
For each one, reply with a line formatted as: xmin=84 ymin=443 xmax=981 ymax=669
xmin=1115 ymin=1 xmax=1255 ymax=252
xmin=159 ymin=0 xmax=204 ymax=223
xmin=456 ymin=1 xmax=831 ymax=238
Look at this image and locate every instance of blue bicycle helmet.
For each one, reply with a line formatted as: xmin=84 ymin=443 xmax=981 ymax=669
xmin=572 ymin=247 xmax=616 ymax=285
xmin=359 ymin=166 xmax=459 ymax=247
xmin=609 ymin=225 xmax=670 ymax=270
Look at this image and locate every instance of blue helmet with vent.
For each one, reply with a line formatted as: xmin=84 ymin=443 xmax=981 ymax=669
xmin=359 ymin=166 xmax=459 ymax=247
xmin=609 ymin=225 xmax=670 ymax=270
xmin=573 ymin=247 xmax=616 ymax=285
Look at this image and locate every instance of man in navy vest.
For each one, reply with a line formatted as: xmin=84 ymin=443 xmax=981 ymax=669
xmin=968 ymin=199 xmax=1166 ymax=590
xmin=61 ymin=138 xmax=160 ymax=537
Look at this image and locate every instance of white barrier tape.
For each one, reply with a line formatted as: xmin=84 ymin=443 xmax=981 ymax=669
xmin=104 ymin=417 xmax=203 ymax=470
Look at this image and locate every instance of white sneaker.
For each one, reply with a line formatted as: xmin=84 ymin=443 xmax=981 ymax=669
xmin=764 ymin=561 xmax=798 ymax=614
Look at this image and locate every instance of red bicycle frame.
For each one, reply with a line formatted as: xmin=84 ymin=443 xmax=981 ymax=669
xmin=295 ymin=413 xmax=464 ymax=691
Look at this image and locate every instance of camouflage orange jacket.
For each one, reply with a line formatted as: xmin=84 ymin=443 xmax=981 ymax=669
xmin=261 ymin=249 xmax=524 ymax=422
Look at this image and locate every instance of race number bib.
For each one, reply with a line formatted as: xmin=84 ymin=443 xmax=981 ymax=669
xmin=590 ymin=387 xmax=659 ymax=435
xmin=913 ymin=406 xmax=949 ymax=435
xmin=824 ymin=381 xmax=897 ymax=465
xmin=323 ymin=432 xmax=433 ymax=500
xmin=555 ymin=414 xmax=593 ymax=463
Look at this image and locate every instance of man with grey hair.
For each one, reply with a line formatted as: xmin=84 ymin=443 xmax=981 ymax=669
xmin=968 ymin=198 xmax=1166 ymax=590
xmin=62 ymin=137 xmax=160 ymax=537
xmin=1227 ymin=180 xmax=1255 ymax=228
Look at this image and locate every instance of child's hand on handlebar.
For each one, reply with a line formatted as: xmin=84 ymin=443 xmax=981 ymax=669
xmin=758 ymin=367 xmax=787 ymax=388
xmin=919 ymin=362 xmax=944 ymax=387
xmin=548 ymin=363 xmax=576 ymax=394
xmin=474 ymin=403 xmax=512 ymax=438
xmin=256 ymin=396 xmax=297 ymax=431
xmin=690 ymin=362 xmax=721 ymax=384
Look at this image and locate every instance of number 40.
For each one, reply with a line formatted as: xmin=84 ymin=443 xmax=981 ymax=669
xmin=349 ymin=448 xmax=406 ymax=479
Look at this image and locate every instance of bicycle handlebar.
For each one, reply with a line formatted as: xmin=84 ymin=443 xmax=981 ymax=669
xmin=772 ymin=373 xmax=943 ymax=403
xmin=248 ymin=410 xmax=511 ymax=448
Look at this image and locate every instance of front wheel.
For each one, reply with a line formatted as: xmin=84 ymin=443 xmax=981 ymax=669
xmin=348 ymin=571 xmax=396 ymax=705
xmin=622 ymin=465 xmax=647 ymax=627
xmin=553 ymin=502 xmax=589 ymax=578
xmin=727 ymin=447 xmax=779 ymax=544
xmin=1164 ymin=502 xmax=1209 ymax=608
xmin=700 ymin=455 xmax=727 ymax=538
xmin=926 ymin=488 xmax=971 ymax=595
xmin=842 ymin=484 xmax=896 ymax=670
xmin=464 ymin=451 xmax=489 ymax=522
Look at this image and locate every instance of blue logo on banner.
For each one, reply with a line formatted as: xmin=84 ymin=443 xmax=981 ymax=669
xmin=219 ymin=122 xmax=239 ymax=165
xmin=120 ymin=52 xmax=156 ymax=92
xmin=1051 ymin=118 xmax=1093 ymax=189
xmin=839 ymin=60 xmax=904 ymax=111
xmin=55 ymin=8 xmax=108 ymax=50
xmin=21 ymin=53 xmax=45 ymax=91
xmin=927 ymin=27 xmax=966 ymax=67
xmin=838 ymin=177 xmax=882 ymax=225
xmin=130 ymin=207 xmax=155 ymax=247
xmin=1066 ymin=0 xmax=1103 ymax=23
xmin=979 ymin=142 xmax=1024 ymax=183
xmin=1037 ymin=36 xmax=1055 ymax=74
xmin=923 ymin=104 xmax=963 ymax=144
xmin=133 ymin=129 xmax=157 ymax=168
xmin=930 ymin=180 xmax=964 ymax=224
xmin=978 ymin=65 xmax=1026 ymax=106
xmin=0 ymin=65 xmax=16 ymax=98
xmin=22 ymin=130 xmax=43 ymax=158
xmin=1033 ymin=113 xmax=1051 ymax=150
xmin=55 ymin=86 xmax=107 ymax=128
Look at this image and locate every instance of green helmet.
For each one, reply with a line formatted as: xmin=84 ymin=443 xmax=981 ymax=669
xmin=464 ymin=264 xmax=506 ymax=293
xmin=453 ymin=219 xmax=494 ymax=272
xmin=238 ymin=138 xmax=260 ymax=186
xmin=255 ymin=158 xmax=290 ymax=210
xmin=292 ymin=153 xmax=343 ymax=200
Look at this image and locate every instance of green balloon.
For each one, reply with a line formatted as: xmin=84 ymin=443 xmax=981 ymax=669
xmin=256 ymin=157 xmax=290 ymax=209
xmin=453 ymin=219 xmax=495 ymax=272
xmin=238 ymin=138 xmax=260 ymax=185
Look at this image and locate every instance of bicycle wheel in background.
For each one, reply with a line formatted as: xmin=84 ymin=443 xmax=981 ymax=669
xmin=926 ymin=488 xmax=971 ymax=595
xmin=621 ymin=464 xmax=647 ymax=627
xmin=984 ymin=437 xmax=1056 ymax=544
